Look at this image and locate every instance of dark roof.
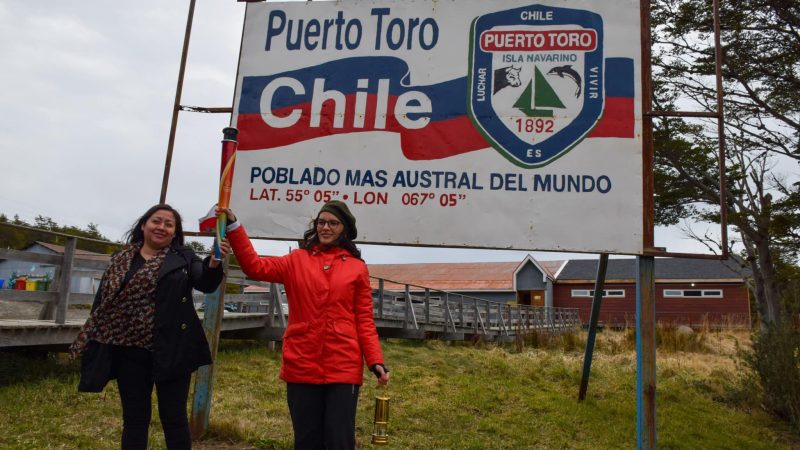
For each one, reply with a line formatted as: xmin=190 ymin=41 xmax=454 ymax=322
xmin=556 ymin=257 xmax=748 ymax=281
xmin=29 ymin=241 xmax=110 ymax=262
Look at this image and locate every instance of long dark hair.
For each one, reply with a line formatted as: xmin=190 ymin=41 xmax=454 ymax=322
xmin=302 ymin=216 xmax=361 ymax=259
xmin=123 ymin=204 xmax=185 ymax=247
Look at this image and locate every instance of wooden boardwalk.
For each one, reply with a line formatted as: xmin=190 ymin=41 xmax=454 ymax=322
xmin=1 ymin=290 xmax=581 ymax=349
xmin=0 ymin=236 xmax=581 ymax=349
xmin=0 ymin=313 xmax=269 ymax=348
xmin=202 ymin=282 xmax=582 ymax=344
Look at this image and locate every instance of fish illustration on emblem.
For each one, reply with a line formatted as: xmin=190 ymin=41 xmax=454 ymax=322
xmin=468 ymin=4 xmax=605 ymax=168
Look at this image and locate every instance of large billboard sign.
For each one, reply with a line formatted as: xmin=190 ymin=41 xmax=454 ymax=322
xmin=230 ymin=0 xmax=643 ymax=254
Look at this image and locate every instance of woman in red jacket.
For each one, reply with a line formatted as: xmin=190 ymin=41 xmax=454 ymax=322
xmin=219 ymin=201 xmax=389 ymax=450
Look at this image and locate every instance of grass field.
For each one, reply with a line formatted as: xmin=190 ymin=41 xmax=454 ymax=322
xmin=1 ymin=329 xmax=798 ymax=449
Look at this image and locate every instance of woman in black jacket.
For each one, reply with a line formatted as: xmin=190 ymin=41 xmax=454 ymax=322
xmin=70 ymin=204 xmax=229 ymax=450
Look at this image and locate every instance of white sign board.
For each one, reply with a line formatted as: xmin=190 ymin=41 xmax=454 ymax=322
xmin=230 ymin=0 xmax=643 ymax=254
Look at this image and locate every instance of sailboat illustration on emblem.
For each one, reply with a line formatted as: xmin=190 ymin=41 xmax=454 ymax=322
xmin=468 ymin=4 xmax=604 ymax=168
xmin=513 ymin=67 xmax=565 ymax=118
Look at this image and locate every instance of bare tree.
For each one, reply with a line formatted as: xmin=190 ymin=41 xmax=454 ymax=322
xmin=651 ymin=0 xmax=800 ymax=325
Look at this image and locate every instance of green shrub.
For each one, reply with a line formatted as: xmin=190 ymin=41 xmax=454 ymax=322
xmin=744 ymin=324 xmax=800 ymax=431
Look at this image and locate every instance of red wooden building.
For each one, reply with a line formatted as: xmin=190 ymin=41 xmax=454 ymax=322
xmin=552 ymin=258 xmax=751 ymax=328
xmin=367 ymin=257 xmax=751 ymax=328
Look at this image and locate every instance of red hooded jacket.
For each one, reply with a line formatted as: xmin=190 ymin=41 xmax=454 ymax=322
xmin=228 ymin=226 xmax=384 ymax=385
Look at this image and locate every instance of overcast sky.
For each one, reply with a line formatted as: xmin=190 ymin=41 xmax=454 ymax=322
xmin=0 ymin=1 xmax=720 ymax=263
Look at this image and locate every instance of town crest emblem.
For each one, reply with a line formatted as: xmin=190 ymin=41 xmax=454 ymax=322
xmin=468 ymin=5 xmax=605 ymax=168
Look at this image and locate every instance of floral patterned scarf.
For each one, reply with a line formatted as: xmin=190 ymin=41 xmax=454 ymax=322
xmin=70 ymin=243 xmax=167 ymax=356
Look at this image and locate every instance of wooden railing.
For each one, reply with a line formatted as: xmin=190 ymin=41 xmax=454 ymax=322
xmin=0 ymin=224 xmax=581 ymax=338
xmin=370 ymin=278 xmax=582 ymax=336
xmin=0 ymin=237 xmax=104 ymax=323
xmin=219 ymin=274 xmax=582 ymax=337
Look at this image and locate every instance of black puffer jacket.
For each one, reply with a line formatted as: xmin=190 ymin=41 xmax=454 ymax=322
xmin=78 ymin=245 xmax=223 ymax=392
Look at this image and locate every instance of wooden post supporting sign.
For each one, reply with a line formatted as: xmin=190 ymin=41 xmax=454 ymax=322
xmin=578 ymin=253 xmax=609 ymax=401
xmin=190 ymin=260 xmax=228 ymax=439
xmin=636 ymin=256 xmax=657 ymax=449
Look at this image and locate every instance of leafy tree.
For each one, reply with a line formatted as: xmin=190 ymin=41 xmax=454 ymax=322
xmin=33 ymin=215 xmax=58 ymax=231
xmin=186 ymin=240 xmax=209 ymax=255
xmin=0 ymin=214 xmax=119 ymax=254
xmin=651 ymin=0 xmax=800 ymax=326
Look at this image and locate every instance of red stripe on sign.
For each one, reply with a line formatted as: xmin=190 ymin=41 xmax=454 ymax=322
xmin=237 ymin=96 xmax=634 ymax=157
xmin=238 ymin=110 xmax=489 ymax=160
xmin=589 ymin=97 xmax=634 ymax=138
xmin=399 ymin=116 xmax=488 ymax=160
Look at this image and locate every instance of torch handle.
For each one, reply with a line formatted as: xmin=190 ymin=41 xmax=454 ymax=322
xmin=214 ymin=214 xmax=227 ymax=260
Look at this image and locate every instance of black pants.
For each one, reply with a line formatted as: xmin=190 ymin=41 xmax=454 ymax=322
xmin=286 ymin=383 xmax=361 ymax=450
xmin=113 ymin=346 xmax=192 ymax=450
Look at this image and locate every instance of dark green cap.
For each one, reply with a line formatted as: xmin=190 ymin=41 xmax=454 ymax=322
xmin=318 ymin=200 xmax=357 ymax=240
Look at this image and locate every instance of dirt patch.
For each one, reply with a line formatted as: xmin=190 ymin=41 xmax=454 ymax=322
xmin=0 ymin=301 xmax=91 ymax=321
xmin=193 ymin=439 xmax=260 ymax=450
xmin=0 ymin=300 xmax=42 ymax=319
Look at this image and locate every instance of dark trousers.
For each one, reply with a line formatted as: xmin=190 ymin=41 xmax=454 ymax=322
xmin=286 ymin=383 xmax=361 ymax=450
xmin=113 ymin=346 xmax=192 ymax=450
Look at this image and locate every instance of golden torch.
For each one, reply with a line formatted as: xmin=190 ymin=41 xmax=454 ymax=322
xmin=371 ymin=386 xmax=390 ymax=445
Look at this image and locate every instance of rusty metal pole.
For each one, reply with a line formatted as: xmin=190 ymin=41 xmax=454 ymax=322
xmin=712 ymin=0 xmax=729 ymax=258
xmin=640 ymin=0 xmax=654 ymax=252
xmin=578 ymin=253 xmax=609 ymax=401
xmin=159 ymin=0 xmax=196 ymax=204
xmin=638 ymin=0 xmax=657 ymax=444
xmin=636 ymin=256 xmax=657 ymax=449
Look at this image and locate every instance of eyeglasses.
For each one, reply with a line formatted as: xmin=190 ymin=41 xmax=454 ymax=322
xmin=316 ymin=219 xmax=342 ymax=229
